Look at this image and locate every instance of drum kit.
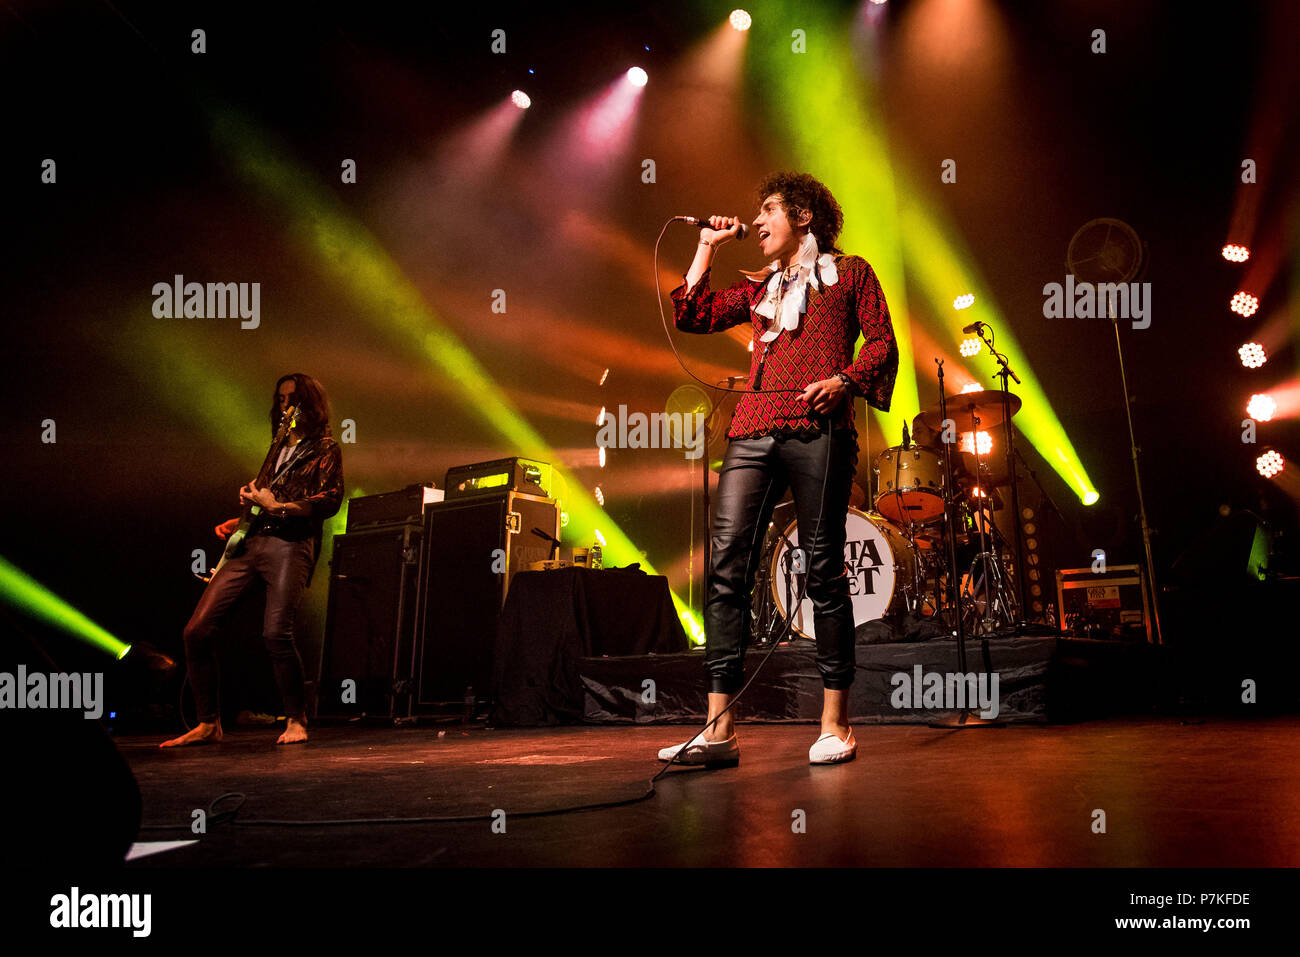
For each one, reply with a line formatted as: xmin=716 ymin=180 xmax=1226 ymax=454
xmin=753 ymin=389 xmax=1026 ymax=642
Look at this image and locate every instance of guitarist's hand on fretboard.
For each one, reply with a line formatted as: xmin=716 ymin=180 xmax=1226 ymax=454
xmin=239 ymin=481 xmax=280 ymax=511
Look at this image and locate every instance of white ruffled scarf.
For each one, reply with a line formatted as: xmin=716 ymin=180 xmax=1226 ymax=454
xmin=741 ymin=232 xmax=839 ymax=343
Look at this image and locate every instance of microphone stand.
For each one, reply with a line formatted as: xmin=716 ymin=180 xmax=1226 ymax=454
xmin=977 ymin=325 xmax=1029 ymax=632
xmin=929 ymin=359 xmax=1000 ymax=729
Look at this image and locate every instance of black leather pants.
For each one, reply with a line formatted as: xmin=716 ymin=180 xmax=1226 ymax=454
xmin=705 ymin=425 xmax=858 ymax=694
xmin=182 ymin=532 xmax=314 ymax=722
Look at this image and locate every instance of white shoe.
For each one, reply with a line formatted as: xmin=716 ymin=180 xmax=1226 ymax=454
xmin=656 ymin=733 xmax=740 ymax=767
xmin=809 ymin=729 xmax=856 ymax=764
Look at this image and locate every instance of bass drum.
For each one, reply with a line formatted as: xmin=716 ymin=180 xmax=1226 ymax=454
xmin=769 ymin=508 xmax=919 ymax=640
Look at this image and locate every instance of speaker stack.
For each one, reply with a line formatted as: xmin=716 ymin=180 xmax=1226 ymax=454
xmin=318 ymin=460 xmax=558 ymax=721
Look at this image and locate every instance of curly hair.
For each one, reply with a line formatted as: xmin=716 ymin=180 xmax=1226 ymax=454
xmin=755 ymin=171 xmax=844 ymax=255
xmin=270 ymin=373 xmax=333 ymax=439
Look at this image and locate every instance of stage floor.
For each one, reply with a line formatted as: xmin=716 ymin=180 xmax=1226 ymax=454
xmin=119 ymin=717 xmax=1300 ymax=868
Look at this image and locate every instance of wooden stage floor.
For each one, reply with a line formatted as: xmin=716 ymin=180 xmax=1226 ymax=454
xmin=118 ymin=716 xmax=1300 ymax=868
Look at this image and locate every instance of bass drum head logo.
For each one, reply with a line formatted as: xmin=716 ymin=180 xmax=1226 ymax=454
xmin=770 ymin=509 xmax=914 ymax=640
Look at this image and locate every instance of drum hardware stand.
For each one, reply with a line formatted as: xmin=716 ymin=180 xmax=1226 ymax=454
xmin=961 ymin=530 xmax=1016 ymax=634
xmin=929 ymin=359 xmax=1000 ymax=728
xmin=962 ymin=404 xmax=1013 ymax=635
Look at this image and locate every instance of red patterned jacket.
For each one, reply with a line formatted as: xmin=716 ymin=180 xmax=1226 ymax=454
xmin=671 ymin=255 xmax=898 ymax=439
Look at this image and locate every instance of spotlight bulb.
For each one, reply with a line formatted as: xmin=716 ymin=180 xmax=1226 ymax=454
xmin=1239 ymin=343 xmax=1266 ymax=368
xmin=1257 ymin=450 xmax=1284 ymax=478
xmin=511 ymin=90 xmax=531 ymax=109
xmin=729 ymin=9 xmax=752 ymax=30
xmin=627 ymin=67 xmax=648 ymax=87
xmin=1230 ymin=291 xmax=1260 ymax=317
xmin=1247 ymin=393 xmax=1276 ymax=422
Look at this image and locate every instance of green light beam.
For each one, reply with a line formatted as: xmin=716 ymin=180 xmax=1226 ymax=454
xmin=0 ymin=556 xmax=129 ymax=658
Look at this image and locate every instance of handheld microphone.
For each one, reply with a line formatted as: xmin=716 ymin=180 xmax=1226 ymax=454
xmin=962 ymin=321 xmax=986 ymax=334
xmin=676 ymin=216 xmax=749 ymax=240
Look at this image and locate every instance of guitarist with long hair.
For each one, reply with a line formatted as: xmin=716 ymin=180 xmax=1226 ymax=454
xmin=161 ymin=373 xmax=344 ymax=748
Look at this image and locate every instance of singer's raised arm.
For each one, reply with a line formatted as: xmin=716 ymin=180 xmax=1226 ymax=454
xmin=670 ymin=267 xmax=759 ymax=335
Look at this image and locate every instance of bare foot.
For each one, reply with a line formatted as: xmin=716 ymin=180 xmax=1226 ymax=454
xmin=276 ymin=716 xmax=308 ymax=745
xmin=160 ymin=721 xmax=223 ymax=748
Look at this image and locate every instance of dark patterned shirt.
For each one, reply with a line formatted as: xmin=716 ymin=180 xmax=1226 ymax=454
xmin=671 ymin=255 xmax=898 ymax=439
xmin=251 ymin=435 xmax=344 ymax=582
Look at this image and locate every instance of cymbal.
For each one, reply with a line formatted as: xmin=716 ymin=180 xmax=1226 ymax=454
xmin=915 ymin=390 xmax=1021 ymax=433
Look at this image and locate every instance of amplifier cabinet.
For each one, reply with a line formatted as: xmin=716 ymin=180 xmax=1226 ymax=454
xmin=414 ymin=491 xmax=559 ymax=708
xmin=317 ymin=523 xmax=422 ymax=719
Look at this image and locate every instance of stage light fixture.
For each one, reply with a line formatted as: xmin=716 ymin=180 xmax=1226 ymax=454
xmin=627 ymin=67 xmax=648 ymax=87
xmin=1257 ymin=449 xmax=1284 ymax=478
xmin=960 ymin=382 xmax=984 ymax=393
xmin=598 ymin=445 xmax=607 ymax=467
xmin=597 ymin=406 xmax=606 ymax=426
xmin=1231 ymin=291 xmax=1260 ymax=317
xmin=511 ymin=90 xmax=532 ymax=110
xmin=1247 ymin=393 xmax=1276 ymax=422
xmin=953 ymin=294 xmax=975 ymax=310
xmin=1239 ymin=343 xmax=1267 ymax=368
xmin=1083 ymin=491 xmax=1099 ymax=506
xmin=594 ymin=486 xmax=604 ymax=506
xmin=599 ymin=368 xmax=610 ymax=385
xmin=960 ymin=431 xmax=993 ymax=455
xmin=729 ymin=9 xmax=752 ymax=30
xmin=1222 ymin=244 xmax=1250 ymax=263
xmin=959 ymin=337 xmax=981 ymax=357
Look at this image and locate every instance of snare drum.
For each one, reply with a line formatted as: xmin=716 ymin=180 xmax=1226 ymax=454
xmin=873 ymin=446 xmax=947 ymax=525
xmin=769 ymin=508 xmax=919 ymax=640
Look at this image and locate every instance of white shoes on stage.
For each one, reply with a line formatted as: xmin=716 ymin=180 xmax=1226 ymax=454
xmin=808 ymin=729 xmax=856 ymax=764
xmin=655 ymin=728 xmax=857 ymax=766
xmin=656 ymin=733 xmax=740 ymax=768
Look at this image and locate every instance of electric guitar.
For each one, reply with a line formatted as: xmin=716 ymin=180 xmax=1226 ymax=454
xmin=205 ymin=405 xmax=299 ymax=582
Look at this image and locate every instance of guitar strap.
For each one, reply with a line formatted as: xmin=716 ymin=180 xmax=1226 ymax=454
xmin=269 ymin=438 xmax=314 ymax=487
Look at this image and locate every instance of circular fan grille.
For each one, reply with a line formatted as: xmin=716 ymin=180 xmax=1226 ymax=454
xmin=1066 ymin=217 xmax=1144 ymax=285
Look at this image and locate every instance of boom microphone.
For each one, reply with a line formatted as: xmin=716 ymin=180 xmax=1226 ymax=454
xmin=676 ymin=216 xmax=749 ymax=240
xmin=962 ymin=321 xmax=986 ymax=334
